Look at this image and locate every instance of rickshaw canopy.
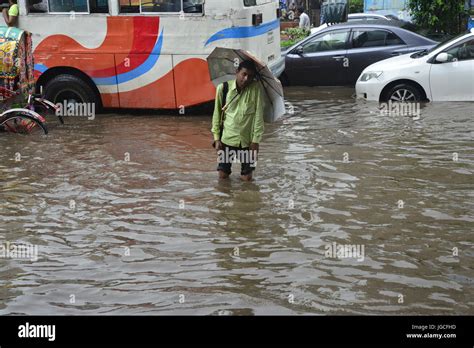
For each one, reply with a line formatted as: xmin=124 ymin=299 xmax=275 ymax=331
xmin=0 ymin=26 xmax=35 ymax=94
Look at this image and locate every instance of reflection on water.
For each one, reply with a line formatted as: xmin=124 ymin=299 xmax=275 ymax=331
xmin=0 ymin=86 xmax=473 ymax=314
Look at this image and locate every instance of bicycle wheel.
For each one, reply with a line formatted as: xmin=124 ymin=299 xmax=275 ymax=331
xmin=0 ymin=113 xmax=48 ymax=135
xmin=33 ymin=97 xmax=64 ymax=124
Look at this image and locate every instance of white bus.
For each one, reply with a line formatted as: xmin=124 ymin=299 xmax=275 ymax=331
xmin=3 ymin=0 xmax=284 ymax=109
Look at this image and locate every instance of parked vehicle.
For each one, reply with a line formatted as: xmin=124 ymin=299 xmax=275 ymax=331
xmin=281 ymin=23 xmax=436 ymax=87
xmin=6 ymin=0 xmax=284 ymax=111
xmin=0 ymin=27 xmax=59 ymax=134
xmin=311 ymin=13 xmax=391 ymax=35
xmin=356 ymin=29 xmax=474 ymax=102
xmin=349 ymin=13 xmax=391 ymax=21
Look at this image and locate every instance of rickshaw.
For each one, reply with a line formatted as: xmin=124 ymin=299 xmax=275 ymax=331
xmin=0 ymin=26 xmax=60 ymax=134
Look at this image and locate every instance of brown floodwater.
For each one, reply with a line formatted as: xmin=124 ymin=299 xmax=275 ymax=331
xmin=0 ymin=86 xmax=473 ymax=315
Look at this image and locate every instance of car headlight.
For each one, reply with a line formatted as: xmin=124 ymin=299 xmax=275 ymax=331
xmin=360 ymin=71 xmax=383 ymax=82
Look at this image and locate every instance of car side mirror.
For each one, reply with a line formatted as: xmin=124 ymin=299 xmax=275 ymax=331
xmin=293 ymin=46 xmax=304 ymax=56
xmin=435 ymin=52 xmax=449 ymax=63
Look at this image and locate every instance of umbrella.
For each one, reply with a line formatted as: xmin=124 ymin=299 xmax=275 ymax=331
xmin=207 ymin=47 xmax=286 ymax=123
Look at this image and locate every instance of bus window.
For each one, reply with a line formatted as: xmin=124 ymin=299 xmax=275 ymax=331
xmin=28 ymin=0 xmax=48 ymax=13
xmin=90 ymin=0 xmax=109 ymax=13
xmin=141 ymin=0 xmax=181 ymax=13
xmin=49 ymin=0 xmax=89 ymax=12
xmin=182 ymin=0 xmax=203 ymax=13
xmin=120 ymin=0 xmax=203 ymax=14
xmin=28 ymin=0 xmax=109 ymax=13
xmin=120 ymin=0 xmax=140 ymax=13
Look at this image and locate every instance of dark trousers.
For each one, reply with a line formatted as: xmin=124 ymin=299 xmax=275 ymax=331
xmin=216 ymin=143 xmax=257 ymax=176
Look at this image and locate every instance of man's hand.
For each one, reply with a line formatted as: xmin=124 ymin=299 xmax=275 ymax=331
xmin=249 ymin=143 xmax=259 ymax=164
xmin=249 ymin=143 xmax=259 ymax=152
xmin=214 ymin=140 xmax=223 ymax=151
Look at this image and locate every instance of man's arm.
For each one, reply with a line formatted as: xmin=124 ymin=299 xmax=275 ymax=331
xmin=251 ymin=85 xmax=264 ymax=146
xmin=2 ymin=10 xmax=11 ymax=26
xmin=211 ymin=83 xmax=223 ymax=142
xmin=3 ymin=5 xmax=18 ymax=27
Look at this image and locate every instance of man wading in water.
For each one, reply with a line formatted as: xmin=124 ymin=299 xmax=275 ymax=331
xmin=211 ymin=60 xmax=264 ymax=182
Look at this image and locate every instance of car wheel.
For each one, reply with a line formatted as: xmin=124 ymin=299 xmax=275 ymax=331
xmin=44 ymin=74 xmax=99 ymax=107
xmin=384 ymin=83 xmax=422 ymax=102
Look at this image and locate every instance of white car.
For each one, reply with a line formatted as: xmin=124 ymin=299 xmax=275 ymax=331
xmin=310 ymin=13 xmax=391 ymax=35
xmin=356 ymin=29 xmax=474 ymax=102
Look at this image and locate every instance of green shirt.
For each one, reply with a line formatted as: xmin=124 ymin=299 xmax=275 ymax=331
xmin=211 ymin=79 xmax=264 ymax=148
xmin=8 ymin=4 xmax=19 ymax=16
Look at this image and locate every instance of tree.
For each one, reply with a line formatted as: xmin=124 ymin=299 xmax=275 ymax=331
xmin=349 ymin=0 xmax=364 ymax=13
xmin=408 ymin=0 xmax=468 ymax=34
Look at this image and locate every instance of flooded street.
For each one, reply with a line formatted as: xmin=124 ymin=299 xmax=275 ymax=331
xmin=0 ymin=87 xmax=473 ymax=315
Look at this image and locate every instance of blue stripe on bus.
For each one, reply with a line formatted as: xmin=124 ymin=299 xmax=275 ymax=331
xmin=205 ymin=19 xmax=280 ymax=46
xmin=34 ymin=63 xmax=48 ymax=73
xmin=34 ymin=29 xmax=165 ymax=87
xmin=94 ymin=28 xmax=165 ymax=86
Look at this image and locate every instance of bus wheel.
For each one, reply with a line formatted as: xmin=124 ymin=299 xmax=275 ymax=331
xmin=44 ymin=74 xmax=98 ymax=108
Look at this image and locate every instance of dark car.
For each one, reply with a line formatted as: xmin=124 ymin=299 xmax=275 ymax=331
xmin=281 ymin=23 xmax=437 ymax=86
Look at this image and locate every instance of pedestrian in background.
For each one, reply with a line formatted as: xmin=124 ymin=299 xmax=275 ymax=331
xmin=297 ymin=6 xmax=311 ymax=30
xmin=2 ymin=0 xmax=19 ymax=27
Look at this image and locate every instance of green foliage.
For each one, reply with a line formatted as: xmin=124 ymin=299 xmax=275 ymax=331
xmin=408 ymin=0 xmax=468 ymax=35
xmin=280 ymin=27 xmax=310 ymax=48
xmin=284 ymin=27 xmax=311 ymax=40
xmin=349 ymin=0 xmax=364 ymax=13
xmin=281 ymin=39 xmax=297 ymax=48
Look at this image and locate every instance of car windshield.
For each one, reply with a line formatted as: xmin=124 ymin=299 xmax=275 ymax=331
xmin=426 ymin=32 xmax=468 ymax=53
xmin=410 ymin=32 xmax=469 ymax=58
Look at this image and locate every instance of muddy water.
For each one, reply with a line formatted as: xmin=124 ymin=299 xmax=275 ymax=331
xmin=0 ymin=87 xmax=473 ymax=314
